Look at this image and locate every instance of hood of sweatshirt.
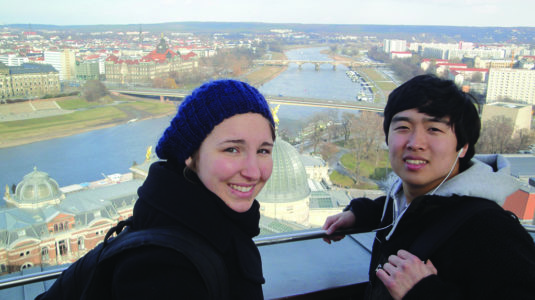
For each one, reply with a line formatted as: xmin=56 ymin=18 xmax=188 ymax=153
xmin=382 ymin=154 xmax=520 ymax=240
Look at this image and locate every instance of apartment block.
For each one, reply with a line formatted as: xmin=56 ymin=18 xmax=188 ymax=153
xmin=486 ymin=68 xmax=535 ymax=105
xmin=383 ymin=39 xmax=407 ymax=54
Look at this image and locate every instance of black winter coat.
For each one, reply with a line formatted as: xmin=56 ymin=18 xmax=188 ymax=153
xmin=347 ymin=194 xmax=535 ymax=300
xmin=37 ymin=160 xmax=265 ymax=300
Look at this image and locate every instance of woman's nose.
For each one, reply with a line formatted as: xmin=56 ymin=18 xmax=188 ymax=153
xmin=241 ymin=155 xmax=261 ymax=180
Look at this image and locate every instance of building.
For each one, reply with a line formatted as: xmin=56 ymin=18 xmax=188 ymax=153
xmin=502 ymin=156 xmax=535 ymax=224
xmin=449 ymin=67 xmax=489 ymax=86
xmin=420 ymin=59 xmax=448 ymax=71
xmin=474 ymin=57 xmax=513 ymax=69
xmin=383 ymin=39 xmax=407 ymax=54
xmin=0 ymin=54 xmax=29 ymax=67
xmin=447 ymin=48 xmax=506 ymax=60
xmin=390 ymin=51 xmax=412 ymax=59
xmin=256 ymin=139 xmax=350 ymax=230
xmin=0 ymin=167 xmax=140 ymax=275
xmin=104 ymin=36 xmax=197 ymax=84
xmin=435 ymin=62 xmax=467 ymax=77
xmin=486 ymin=68 xmax=535 ymax=105
xmin=75 ymin=60 xmax=100 ymax=81
xmin=44 ymin=50 xmax=76 ymax=81
xmin=504 ymin=186 xmax=535 ymax=224
xmin=257 ymin=139 xmax=312 ymax=226
xmin=0 ymin=63 xmax=60 ymax=101
xmin=481 ymin=102 xmax=532 ymax=134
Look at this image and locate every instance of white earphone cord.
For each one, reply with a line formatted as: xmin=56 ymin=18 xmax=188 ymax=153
xmin=430 ymin=149 xmax=463 ymax=195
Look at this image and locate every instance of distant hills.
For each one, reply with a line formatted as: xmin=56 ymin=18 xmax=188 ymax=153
xmin=6 ymin=22 xmax=535 ymax=43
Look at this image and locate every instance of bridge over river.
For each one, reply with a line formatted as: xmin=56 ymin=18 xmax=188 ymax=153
xmin=109 ymin=88 xmax=385 ymax=113
xmin=253 ymin=59 xmax=387 ymax=70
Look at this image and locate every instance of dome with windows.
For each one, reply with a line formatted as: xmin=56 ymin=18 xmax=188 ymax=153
xmin=10 ymin=167 xmax=63 ymax=208
xmin=257 ymin=139 xmax=311 ymax=203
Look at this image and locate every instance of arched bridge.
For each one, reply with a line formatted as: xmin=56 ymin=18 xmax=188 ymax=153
xmin=253 ymin=59 xmax=386 ymax=70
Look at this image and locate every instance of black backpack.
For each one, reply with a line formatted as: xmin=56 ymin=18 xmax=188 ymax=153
xmin=36 ymin=218 xmax=229 ymax=300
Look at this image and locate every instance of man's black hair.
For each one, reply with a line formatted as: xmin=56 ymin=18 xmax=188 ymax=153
xmin=383 ymin=74 xmax=481 ymax=171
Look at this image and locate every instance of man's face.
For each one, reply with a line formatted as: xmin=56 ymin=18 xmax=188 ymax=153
xmin=387 ymin=109 xmax=467 ymax=201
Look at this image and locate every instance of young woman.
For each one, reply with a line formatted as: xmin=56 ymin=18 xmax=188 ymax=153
xmin=37 ymin=79 xmax=275 ymax=300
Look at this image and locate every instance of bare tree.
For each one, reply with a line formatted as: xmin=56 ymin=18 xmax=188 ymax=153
xmin=512 ymin=128 xmax=535 ymax=151
xmin=340 ymin=112 xmax=356 ymax=146
xmin=477 ymin=116 xmax=515 ymax=154
xmin=319 ymin=142 xmax=339 ymax=162
xmin=351 ymin=111 xmax=384 ymax=160
xmin=308 ymin=115 xmax=326 ymax=154
xmin=471 ymin=72 xmax=483 ymax=83
xmin=82 ymin=80 xmax=108 ymax=102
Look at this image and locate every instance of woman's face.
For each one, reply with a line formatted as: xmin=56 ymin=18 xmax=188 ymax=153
xmin=186 ymin=113 xmax=274 ymax=213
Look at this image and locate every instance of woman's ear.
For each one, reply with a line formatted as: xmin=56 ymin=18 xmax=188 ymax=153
xmin=185 ymin=157 xmax=192 ymax=167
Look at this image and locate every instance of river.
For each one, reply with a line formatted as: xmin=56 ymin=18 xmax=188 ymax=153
xmin=0 ymin=47 xmax=364 ymax=191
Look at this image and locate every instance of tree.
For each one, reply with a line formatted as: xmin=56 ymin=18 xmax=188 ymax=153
xmin=471 ymin=72 xmax=483 ymax=83
xmin=152 ymin=77 xmax=164 ymax=88
xmin=340 ymin=113 xmax=357 ymax=146
xmin=512 ymin=128 xmax=535 ymax=151
xmin=477 ymin=116 xmax=515 ymax=154
xmin=351 ymin=111 xmax=385 ymax=161
xmin=319 ymin=142 xmax=339 ymax=162
xmin=82 ymin=80 xmax=108 ymax=102
xmin=307 ymin=115 xmax=327 ymax=154
xmin=163 ymin=78 xmax=178 ymax=89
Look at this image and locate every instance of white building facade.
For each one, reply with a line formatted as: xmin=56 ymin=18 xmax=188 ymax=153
xmin=486 ymin=68 xmax=535 ymax=105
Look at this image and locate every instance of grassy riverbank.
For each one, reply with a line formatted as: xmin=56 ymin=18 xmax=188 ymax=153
xmin=0 ymin=48 xmax=299 ymax=149
xmin=0 ymin=96 xmax=176 ymax=148
xmin=241 ymin=51 xmax=288 ymax=87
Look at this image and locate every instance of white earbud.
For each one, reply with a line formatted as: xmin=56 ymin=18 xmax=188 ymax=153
xmin=457 ymin=148 xmax=463 ymax=157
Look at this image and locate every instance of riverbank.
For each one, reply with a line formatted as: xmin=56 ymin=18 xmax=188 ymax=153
xmin=0 ymin=96 xmax=176 ymax=149
xmin=0 ymin=48 xmax=304 ymax=149
xmin=241 ymin=51 xmax=288 ymax=87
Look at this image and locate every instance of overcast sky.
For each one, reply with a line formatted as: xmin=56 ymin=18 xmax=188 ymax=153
xmin=1 ymin=0 xmax=533 ymax=27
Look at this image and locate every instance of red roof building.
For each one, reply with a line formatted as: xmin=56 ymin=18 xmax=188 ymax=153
xmin=504 ymin=189 xmax=535 ymax=224
xmin=104 ymin=35 xmax=197 ymax=84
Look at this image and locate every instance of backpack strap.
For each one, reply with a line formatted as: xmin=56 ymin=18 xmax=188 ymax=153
xmin=82 ymin=221 xmax=229 ymax=300
xmin=409 ymin=198 xmax=500 ymax=260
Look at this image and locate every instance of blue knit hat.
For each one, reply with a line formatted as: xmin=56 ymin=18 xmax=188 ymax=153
xmin=156 ymin=79 xmax=274 ymax=163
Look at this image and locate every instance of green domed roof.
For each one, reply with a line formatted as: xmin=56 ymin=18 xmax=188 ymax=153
xmin=14 ymin=167 xmax=62 ymax=207
xmin=257 ymin=139 xmax=310 ymax=203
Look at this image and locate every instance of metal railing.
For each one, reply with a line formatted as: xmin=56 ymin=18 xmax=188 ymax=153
xmin=1 ymin=225 xmax=534 ymax=291
xmin=0 ymin=228 xmax=361 ymax=290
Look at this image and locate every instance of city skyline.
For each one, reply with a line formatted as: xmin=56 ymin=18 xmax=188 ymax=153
xmin=1 ymin=0 xmax=534 ymax=28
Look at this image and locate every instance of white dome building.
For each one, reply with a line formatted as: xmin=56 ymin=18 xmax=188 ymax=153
xmin=257 ymin=139 xmax=311 ymax=225
xmin=6 ymin=167 xmax=64 ymax=209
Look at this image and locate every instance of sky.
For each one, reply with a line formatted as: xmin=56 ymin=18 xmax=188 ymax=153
xmin=1 ymin=0 xmax=534 ymax=27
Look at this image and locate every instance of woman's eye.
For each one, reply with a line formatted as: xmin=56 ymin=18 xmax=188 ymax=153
xmin=224 ymin=147 xmax=238 ymax=153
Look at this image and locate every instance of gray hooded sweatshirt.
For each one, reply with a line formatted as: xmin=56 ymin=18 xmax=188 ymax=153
xmin=383 ymin=154 xmax=521 ymax=241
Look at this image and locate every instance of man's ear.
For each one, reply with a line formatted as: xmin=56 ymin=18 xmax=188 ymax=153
xmin=459 ymin=144 xmax=469 ymax=158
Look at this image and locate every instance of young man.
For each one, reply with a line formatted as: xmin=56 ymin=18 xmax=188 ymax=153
xmin=323 ymin=74 xmax=535 ymax=300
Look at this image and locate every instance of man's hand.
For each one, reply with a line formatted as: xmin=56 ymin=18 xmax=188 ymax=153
xmin=322 ymin=211 xmax=356 ymax=244
xmin=376 ymin=250 xmax=437 ymax=300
